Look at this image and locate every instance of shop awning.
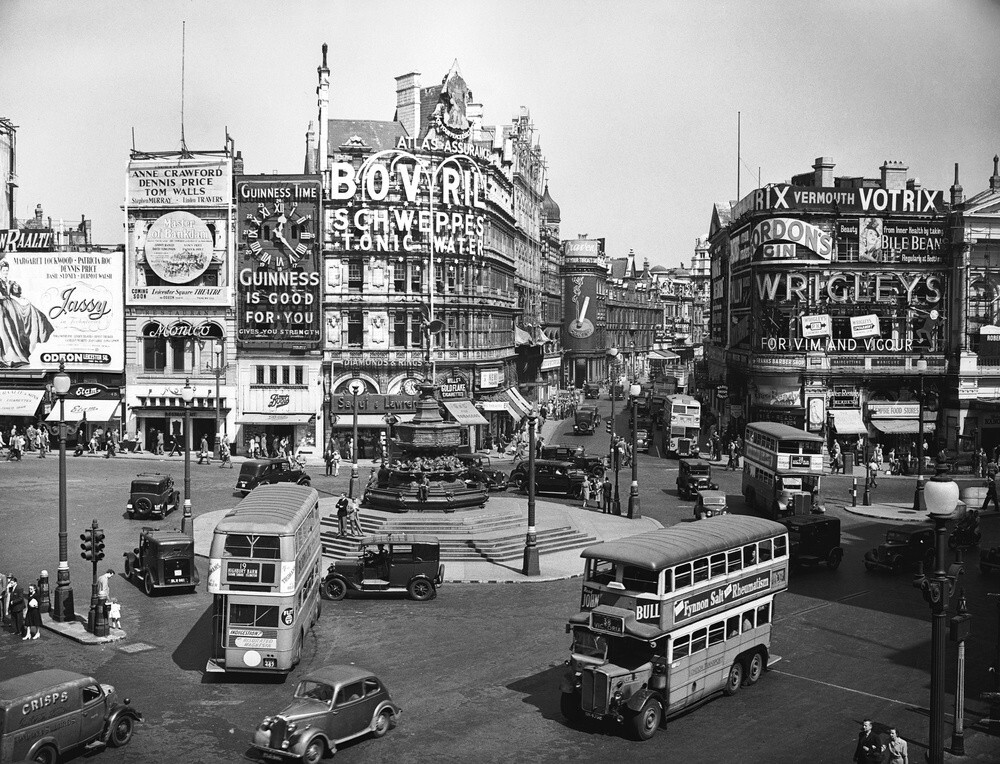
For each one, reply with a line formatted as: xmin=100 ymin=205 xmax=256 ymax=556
xmin=479 ymin=401 xmax=522 ymax=421
xmin=829 ymin=409 xmax=868 ymax=436
xmin=238 ymin=413 xmax=314 ymax=425
xmin=648 ymin=349 xmax=680 ymax=361
xmin=443 ymin=400 xmax=489 ymax=426
xmin=870 ymin=418 xmax=937 ymax=435
xmin=0 ymin=389 xmax=45 ymax=417
xmin=505 ymin=388 xmax=532 ymax=417
xmin=45 ymin=398 xmax=120 ymax=423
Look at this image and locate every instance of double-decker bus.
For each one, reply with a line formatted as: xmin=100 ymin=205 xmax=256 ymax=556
xmin=206 ymin=484 xmax=322 ymax=675
xmin=741 ymin=422 xmax=825 ymax=518
xmin=561 ymin=516 xmax=788 ymax=740
xmin=663 ymin=393 xmax=701 ymax=457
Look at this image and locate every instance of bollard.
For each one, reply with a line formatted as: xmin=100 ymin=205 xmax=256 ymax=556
xmin=851 ymin=477 xmax=857 ymax=507
xmin=37 ymin=570 xmax=51 ymax=614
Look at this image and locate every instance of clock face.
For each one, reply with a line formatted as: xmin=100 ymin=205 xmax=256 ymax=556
xmin=244 ymin=201 xmax=314 ymax=270
xmin=402 ymin=378 xmax=419 ymax=396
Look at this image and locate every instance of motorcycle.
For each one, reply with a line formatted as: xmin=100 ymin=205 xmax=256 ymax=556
xmin=949 ymin=508 xmax=982 ymax=550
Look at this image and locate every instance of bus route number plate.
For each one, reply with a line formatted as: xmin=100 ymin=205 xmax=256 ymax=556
xmin=262 ymin=657 xmax=277 ymax=669
xmin=591 ymin=613 xmax=625 ymax=634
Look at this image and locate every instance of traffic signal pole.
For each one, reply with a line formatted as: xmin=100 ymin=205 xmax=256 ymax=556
xmin=80 ymin=519 xmax=107 ymax=635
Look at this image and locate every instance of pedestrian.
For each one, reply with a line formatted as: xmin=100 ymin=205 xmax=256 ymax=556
xmin=97 ymin=569 xmax=115 ymax=602
xmin=873 ymin=443 xmax=883 ymax=472
xmin=854 ymin=719 xmax=885 ymax=763
xmin=108 ymin=600 xmax=122 ymax=630
xmin=198 ymin=434 xmax=211 ymax=465
xmin=331 ymin=447 xmax=341 ymax=477
xmin=25 ymin=424 xmax=35 ymax=452
xmin=156 ymin=429 xmax=164 ymax=455
xmin=975 ymin=447 xmax=986 ymax=478
xmin=982 ymin=469 xmax=1000 ymax=513
xmin=324 ymin=446 xmax=334 ymax=476
xmin=133 ymin=428 xmax=143 ymax=454
xmin=219 ymin=435 xmax=232 ymax=468
xmin=23 ymin=584 xmax=42 ymax=640
xmin=885 ymin=727 xmax=907 ymax=764
xmin=830 ymin=440 xmax=842 ymax=474
xmin=727 ymin=440 xmax=739 ymax=471
xmin=8 ymin=581 xmax=25 ymax=638
xmin=602 ymin=475 xmax=613 ymax=513
xmin=581 ymin=475 xmax=592 ymax=508
xmin=37 ymin=426 xmax=48 ymax=458
xmin=336 ymin=493 xmax=350 ymax=536
xmin=168 ymin=431 xmax=182 ymax=457
xmin=867 ymin=457 xmax=879 ymax=489
xmin=349 ymin=497 xmax=363 ymax=536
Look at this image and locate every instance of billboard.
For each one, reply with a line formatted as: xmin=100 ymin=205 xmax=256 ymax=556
xmin=127 ymin=158 xmax=232 ymax=208
xmin=0 ymin=251 xmax=124 ymax=372
xmin=236 ymin=176 xmax=322 ymax=348
xmin=563 ymin=273 xmax=601 ymax=352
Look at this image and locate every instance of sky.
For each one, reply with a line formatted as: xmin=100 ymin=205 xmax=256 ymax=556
xmin=3 ymin=0 xmax=1000 ymax=269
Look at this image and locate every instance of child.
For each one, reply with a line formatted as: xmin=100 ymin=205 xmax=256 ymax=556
xmin=108 ymin=600 xmax=122 ymax=629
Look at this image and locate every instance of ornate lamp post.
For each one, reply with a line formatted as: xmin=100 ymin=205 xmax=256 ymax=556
xmin=913 ymin=353 xmax=928 ymax=511
xmin=180 ymin=379 xmax=195 ymax=539
xmin=522 ymin=404 xmax=540 ymax=576
xmin=205 ymin=339 xmax=226 ymax=458
xmin=628 ymin=382 xmax=643 ymax=519
xmin=51 ymin=362 xmax=74 ymax=622
xmin=913 ymin=472 xmax=963 ymax=764
xmin=606 ymin=348 xmax=621 ymax=516
xmin=347 ymin=379 xmax=365 ymax=500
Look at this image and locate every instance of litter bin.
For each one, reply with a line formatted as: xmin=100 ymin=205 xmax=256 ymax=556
xmin=842 ymin=452 xmax=854 ymax=475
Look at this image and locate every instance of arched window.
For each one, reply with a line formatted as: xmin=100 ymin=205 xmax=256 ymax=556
xmin=197 ymin=323 xmax=226 ymax=370
xmin=168 ymin=322 xmax=194 ymax=372
xmin=142 ymin=322 xmax=166 ymax=372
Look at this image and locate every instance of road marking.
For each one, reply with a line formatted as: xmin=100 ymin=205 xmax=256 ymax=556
xmin=775 ymin=589 xmax=871 ymax=621
xmin=771 ymin=668 xmax=924 ymax=710
xmin=119 ymin=642 xmax=156 ymax=653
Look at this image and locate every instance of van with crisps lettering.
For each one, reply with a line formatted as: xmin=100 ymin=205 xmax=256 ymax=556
xmin=0 ymin=669 xmax=142 ymax=764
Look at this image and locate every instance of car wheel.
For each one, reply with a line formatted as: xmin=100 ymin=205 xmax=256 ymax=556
xmin=134 ymin=497 xmax=152 ymax=518
xmin=826 ymin=548 xmax=843 ymax=571
xmin=408 ymin=578 xmax=434 ymax=602
xmin=723 ymin=661 xmax=743 ymax=696
xmin=512 ymin=475 xmax=525 ymax=490
xmin=743 ymin=652 xmax=765 ymax=686
xmin=124 ymin=557 xmax=133 ymax=579
xmin=299 ymin=478 xmax=311 ymax=487
xmin=109 ymin=715 xmax=135 ymax=747
xmin=143 ymin=572 xmax=155 ymax=596
xmin=629 ymin=698 xmax=662 ymax=741
xmin=301 ymin=739 xmax=327 ymax=764
xmin=322 ymin=577 xmax=347 ymax=601
xmin=372 ymin=709 xmax=393 ymax=738
xmin=32 ymin=744 xmax=58 ymax=764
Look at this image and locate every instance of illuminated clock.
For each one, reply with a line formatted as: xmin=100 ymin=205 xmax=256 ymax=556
xmin=401 ymin=378 xmax=420 ymax=397
xmin=243 ymin=201 xmax=312 ymax=270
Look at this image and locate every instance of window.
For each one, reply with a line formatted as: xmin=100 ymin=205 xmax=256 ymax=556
xmin=269 ymin=366 xmax=278 ymax=384
xmin=726 ymin=615 xmax=740 ymax=639
xmin=727 ymin=549 xmax=742 ymax=573
xmin=757 ymin=602 xmax=771 ymax=626
xmin=773 ymin=535 xmax=787 ymax=558
xmin=83 ymin=684 xmax=103 ymax=703
xmin=170 ymin=337 xmax=189 ymax=372
xmin=708 ymin=621 xmax=725 ymax=646
xmin=336 ymin=681 xmax=364 ymax=705
xmin=758 ymin=539 xmax=773 ymax=562
xmin=410 ymin=313 xmax=422 ymax=346
xmin=223 ymin=534 xmax=280 ymax=559
xmin=410 ymin=263 xmax=423 ymax=292
xmin=742 ymin=609 xmax=756 ymax=632
xmin=674 ymin=562 xmax=692 ymax=590
xmin=282 ymin=366 xmax=290 ymax=384
xmin=364 ymin=678 xmax=382 ymax=697
xmin=229 ymin=603 xmax=279 ymax=628
xmin=142 ymin=324 xmax=167 ymax=372
xmin=348 ymin=258 xmax=363 ymax=290
xmin=295 ymin=366 xmax=303 ymax=385
xmin=393 ymin=312 xmax=408 ymax=347
xmin=347 ymin=311 xmax=363 ymax=346
xmin=693 ymin=558 xmax=709 ymax=584
xmin=621 ymin=566 xmax=658 ymax=594
xmin=256 ymin=365 xmax=265 ymax=384
xmin=743 ymin=544 xmax=757 ymax=567
xmin=690 ymin=628 xmax=707 ymax=654
xmin=588 ymin=559 xmax=615 ymax=585
xmin=393 ymin=261 xmax=406 ymax=292
xmin=672 ymin=634 xmax=690 ymax=659
xmin=709 ymin=553 xmax=726 ymax=579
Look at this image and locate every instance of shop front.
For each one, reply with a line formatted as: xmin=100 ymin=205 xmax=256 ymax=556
xmin=867 ymin=402 xmax=938 ymax=459
xmin=0 ymin=389 xmax=46 ymax=436
xmin=327 ymin=386 xmax=417 ymax=462
xmin=131 ymin=382 xmax=230 ymax=454
xmin=44 ymin=384 xmax=122 ymax=448
xmin=239 ymin=381 xmax=320 ymax=459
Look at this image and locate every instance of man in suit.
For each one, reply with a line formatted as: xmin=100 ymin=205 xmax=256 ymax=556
xmin=854 ymin=719 xmax=886 ymax=763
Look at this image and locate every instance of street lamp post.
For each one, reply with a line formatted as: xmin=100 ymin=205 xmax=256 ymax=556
xmin=348 ymin=381 xmax=364 ymax=500
xmin=913 ymin=353 xmax=928 ymax=511
xmin=913 ymin=472 xmax=963 ymax=764
xmin=206 ymin=339 xmax=226 ymax=458
xmin=522 ymin=405 xmax=540 ymax=576
xmin=628 ymin=382 xmax=642 ymax=520
xmin=51 ymin=362 xmax=74 ymax=622
xmin=181 ymin=379 xmax=195 ymax=539
xmin=863 ymin=439 xmax=872 ymax=506
xmin=607 ymin=348 xmax=621 ymax=516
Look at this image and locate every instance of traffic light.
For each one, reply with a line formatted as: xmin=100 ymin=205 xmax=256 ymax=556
xmin=606 ymin=421 xmax=613 ymax=434
xmin=80 ymin=528 xmax=94 ymax=561
xmin=93 ymin=528 xmax=106 ymax=562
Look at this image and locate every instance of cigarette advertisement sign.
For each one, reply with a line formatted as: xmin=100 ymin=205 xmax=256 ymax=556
xmin=127 ymin=158 xmax=232 ymax=208
xmin=236 ymin=176 xmax=322 ymax=348
xmin=0 ymin=251 xmax=124 ymax=372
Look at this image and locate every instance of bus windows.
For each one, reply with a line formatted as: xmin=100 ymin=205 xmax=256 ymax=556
xmin=709 ymin=553 xmax=726 ymax=578
xmin=589 ymin=559 xmax=616 ymax=586
xmin=223 ymin=534 xmax=280 ymax=559
xmin=773 ymin=535 xmax=787 ymax=558
xmin=230 ymin=603 xmax=279 ymax=628
xmin=758 ymin=539 xmax=773 ymax=562
xmin=674 ymin=562 xmax=692 ymax=590
xmin=621 ymin=566 xmax=659 ymax=594
xmin=726 ymin=615 xmax=740 ymax=639
xmin=708 ymin=621 xmax=725 ymax=646
xmin=741 ymin=610 xmax=756 ymax=632
xmin=673 ymin=634 xmax=690 ymax=660
xmin=756 ymin=602 xmax=771 ymax=626
xmin=571 ymin=627 xmax=608 ymax=660
xmin=727 ymin=549 xmax=742 ymax=573
xmin=693 ymin=558 xmax=709 ymax=584
xmin=743 ymin=545 xmax=757 ymax=568
xmin=690 ymin=628 xmax=708 ymax=654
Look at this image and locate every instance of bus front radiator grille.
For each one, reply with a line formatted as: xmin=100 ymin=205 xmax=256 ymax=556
xmin=581 ymin=670 xmax=609 ymax=714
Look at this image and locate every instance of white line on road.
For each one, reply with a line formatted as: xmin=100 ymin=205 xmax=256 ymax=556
xmin=774 ymin=589 xmax=871 ymax=621
xmin=771 ymin=668 xmax=924 ymax=710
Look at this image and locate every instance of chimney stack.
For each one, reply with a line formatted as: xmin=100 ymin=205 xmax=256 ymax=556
xmin=880 ymin=160 xmax=908 ymax=191
xmin=813 ymin=157 xmax=835 ymax=187
xmin=316 ymin=44 xmax=330 ymax=178
xmin=394 ymin=72 xmax=421 ymax=139
xmin=990 ymin=155 xmax=1000 ymax=193
xmin=950 ymin=162 xmax=964 ymax=206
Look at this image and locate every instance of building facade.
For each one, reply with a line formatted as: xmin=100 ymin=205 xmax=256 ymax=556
xmin=708 ymin=156 xmax=950 ymax=455
xmin=604 ymin=250 xmax=660 ymax=385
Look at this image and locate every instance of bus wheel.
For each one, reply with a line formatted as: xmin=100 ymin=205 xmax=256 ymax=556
xmin=743 ymin=652 xmax=765 ymax=686
xmin=629 ymin=698 xmax=662 ymax=741
xmin=408 ymin=579 xmax=434 ymax=601
xmin=301 ymin=739 xmax=327 ymax=764
xmin=723 ymin=661 xmax=743 ymax=696
xmin=323 ymin=577 xmax=347 ymax=601
xmin=560 ymin=692 xmax=583 ymax=724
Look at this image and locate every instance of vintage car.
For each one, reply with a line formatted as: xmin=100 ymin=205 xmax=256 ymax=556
xmin=322 ymin=534 xmax=443 ymax=601
xmin=123 ymin=528 xmax=200 ymax=595
xmin=693 ymin=489 xmax=729 ymax=520
xmin=783 ymin=515 xmax=843 ymax=570
xmin=237 ymin=458 xmax=311 ymax=496
xmin=251 ymin=665 xmax=400 ymax=764
xmin=583 ymin=382 xmax=601 ymax=400
xmin=635 ymin=429 xmax=650 ymax=454
xmin=0 ymin=669 xmax=142 ymax=764
xmin=573 ymin=406 xmax=600 ymax=435
xmin=539 ymin=444 xmax=605 ymax=477
xmin=863 ymin=526 xmax=935 ymax=573
xmin=455 ymin=453 xmax=508 ymax=491
xmin=510 ymin=459 xmax=589 ymax=497
xmin=125 ymin=473 xmax=179 ymax=520
xmin=676 ymin=458 xmax=718 ymax=499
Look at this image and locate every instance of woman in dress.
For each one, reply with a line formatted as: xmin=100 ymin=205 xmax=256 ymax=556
xmin=0 ymin=259 xmax=55 ymax=367
xmin=24 ymin=583 xmax=41 ymax=640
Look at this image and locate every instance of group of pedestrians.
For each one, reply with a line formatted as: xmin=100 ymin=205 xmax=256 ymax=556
xmin=854 ymin=718 xmax=908 ymax=763
xmin=1 ymin=424 xmax=47 ymax=461
xmin=1 ymin=573 xmax=42 ymax=641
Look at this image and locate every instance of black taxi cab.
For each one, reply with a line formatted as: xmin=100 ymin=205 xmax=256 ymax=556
xmin=322 ymin=534 xmax=443 ymax=602
xmin=123 ymin=528 xmax=200 ymax=596
xmin=236 ymin=458 xmax=311 ymax=496
xmin=0 ymin=669 xmax=142 ymax=764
